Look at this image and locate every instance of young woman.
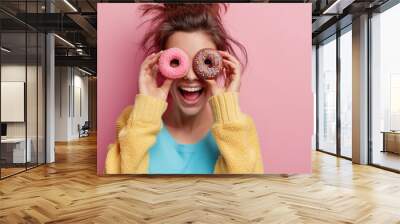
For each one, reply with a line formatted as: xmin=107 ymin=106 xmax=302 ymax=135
xmin=105 ymin=3 xmax=264 ymax=174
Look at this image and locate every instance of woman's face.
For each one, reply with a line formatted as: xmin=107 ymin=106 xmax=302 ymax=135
xmin=165 ymin=31 xmax=216 ymax=117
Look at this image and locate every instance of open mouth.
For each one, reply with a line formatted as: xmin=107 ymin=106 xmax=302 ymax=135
xmin=178 ymin=86 xmax=204 ymax=103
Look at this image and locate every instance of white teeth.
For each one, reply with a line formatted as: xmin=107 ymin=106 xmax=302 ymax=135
xmin=180 ymin=86 xmax=202 ymax=92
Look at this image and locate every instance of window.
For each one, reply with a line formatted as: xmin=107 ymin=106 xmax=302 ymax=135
xmin=371 ymin=2 xmax=400 ymax=171
xmin=340 ymin=28 xmax=352 ymax=158
xmin=317 ymin=36 xmax=337 ymax=154
xmin=390 ymin=74 xmax=400 ymax=130
xmin=312 ymin=45 xmax=317 ymax=150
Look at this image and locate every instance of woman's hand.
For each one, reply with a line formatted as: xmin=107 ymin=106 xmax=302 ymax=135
xmin=206 ymin=51 xmax=242 ymax=96
xmin=138 ymin=51 xmax=173 ymax=101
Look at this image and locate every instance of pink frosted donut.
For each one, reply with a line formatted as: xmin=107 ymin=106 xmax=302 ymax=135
xmin=158 ymin=48 xmax=189 ymax=79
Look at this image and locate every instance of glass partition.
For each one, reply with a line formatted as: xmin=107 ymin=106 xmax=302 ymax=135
xmin=1 ymin=30 xmax=28 ymax=177
xmin=0 ymin=1 xmax=46 ymax=179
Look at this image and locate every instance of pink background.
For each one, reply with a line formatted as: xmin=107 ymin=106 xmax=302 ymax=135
xmin=97 ymin=3 xmax=312 ymax=174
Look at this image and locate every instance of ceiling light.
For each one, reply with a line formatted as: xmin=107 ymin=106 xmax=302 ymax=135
xmin=78 ymin=67 xmax=93 ymax=76
xmin=63 ymin=0 xmax=78 ymax=12
xmin=76 ymin=48 xmax=85 ymax=55
xmin=1 ymin=47 xmax=11 ymax=53
xmin=54 ymin=34 xmax=75 ymax=48
xmin=322 ymin=0 xmax=354 ymax=15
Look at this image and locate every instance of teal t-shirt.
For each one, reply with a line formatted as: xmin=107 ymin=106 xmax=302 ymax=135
xmin=148 ymin=125 xmax=220 ymax=174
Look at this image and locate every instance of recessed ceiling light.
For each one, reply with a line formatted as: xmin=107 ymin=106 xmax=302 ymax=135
xmin=1 ymin=47 xmax=11 ymax=53
xmin=78 ymin=67 xmax=93 ymax=76
xmin=63 ymin=0 xmax=78 ymax=12
xmin=322 ymin=0 xmax=354 ymax=15
xmin=54 ymin=34 xmax=75 ymax=48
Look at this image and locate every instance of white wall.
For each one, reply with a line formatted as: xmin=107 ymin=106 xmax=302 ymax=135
xmin=1 ymin=65 xmax=26 ymax=134
xmin=1 ymin=65 xmax=42 ymax=137
xmin=72 ymin=73 xmax=89 ymax=138
xmin=1 ymin=82 xmax=25 ymax=122
xmin=55 ymin=66 xmax=69 ymax=141
xmin=54 ymin=67 xmax=89 ymax=141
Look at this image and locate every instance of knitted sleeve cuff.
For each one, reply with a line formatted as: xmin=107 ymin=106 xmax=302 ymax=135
xmin=208 ymin=92 xmax=244 ymax=124
xmin=128 ymin=94 xmax=167 ymax=126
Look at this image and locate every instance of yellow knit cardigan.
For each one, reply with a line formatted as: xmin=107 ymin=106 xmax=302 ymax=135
xmin=105 ymin=92 xmax=264 ymax=174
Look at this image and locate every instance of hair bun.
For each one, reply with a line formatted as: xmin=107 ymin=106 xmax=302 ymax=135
xmin=163 ymin=3 xmax=226 ymax=19
xmin=139 ymin=3 xmax=227 ymax=22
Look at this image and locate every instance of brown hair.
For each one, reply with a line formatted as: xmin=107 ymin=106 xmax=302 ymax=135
xmin=139 ymin=3 xmax=248 ymax=69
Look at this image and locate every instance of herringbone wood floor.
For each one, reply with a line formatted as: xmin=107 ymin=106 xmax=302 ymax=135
xmin=1 ymin=134 xmax=400 ymax=224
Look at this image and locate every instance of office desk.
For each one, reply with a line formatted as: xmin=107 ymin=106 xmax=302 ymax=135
xmin=382 ymin=131 xmax=400 ymax=154
xmin=1 ymin=138 xmax=31 ymax=163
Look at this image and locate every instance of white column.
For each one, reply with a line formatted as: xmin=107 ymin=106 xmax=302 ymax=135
xmin=352 ymin=14 xmax=369 ymax=164
xmin=46 ymin=33 xmax=55 ymax=163
xmin=45 ymin=0 xmax=55 ymax=163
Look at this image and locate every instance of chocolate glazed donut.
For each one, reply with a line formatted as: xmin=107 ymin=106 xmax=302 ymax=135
xmin=192 ymin=48 xmax=223 ymax=80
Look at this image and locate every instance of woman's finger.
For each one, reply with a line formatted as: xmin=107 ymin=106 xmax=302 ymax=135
xmin=142 ymin=51 xmax=163 ymax=71
xmin=141 ymin=53 xmax=156 ymax=68
xmin=218 ymin=50 xmax=240 ymax=66
xmin=223 ymin=59 xmax=239 ymax=75
xmin=205 ymin=79 xmax=217 ymax=87
xmin=160 ymin=79 xmax=173 ymax=93
xmin=223 ymin=59 xmax=241 ymax=90
xmin=146 ymin=51 xmax=163 ymax=68
xmin=219 ymin=51 xmax=241 ymax=72
xmin=224 ymin=71 xmax=233 ymax=88
xmin=151 ymin=64 xmax=159 ymax=79
xmin=206 ymin=79 xmax=225 ymax=96
xmin=215 ymin=72 xmax=226 ymax=88
xmin=205 ymin=79 xmax=218 ymax=91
